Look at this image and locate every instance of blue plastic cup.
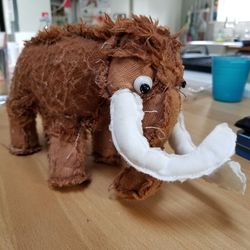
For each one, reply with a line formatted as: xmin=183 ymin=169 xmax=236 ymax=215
xmin=212 ymin=56 xmax=250 ymax=102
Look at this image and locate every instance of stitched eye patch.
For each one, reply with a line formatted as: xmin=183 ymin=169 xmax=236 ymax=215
xmin=134 ymin=75 xmax=153 ymax=94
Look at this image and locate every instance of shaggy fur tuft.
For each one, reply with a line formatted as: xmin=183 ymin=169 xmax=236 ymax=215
xmin=26 ymin=15 xmax=183 ymax=88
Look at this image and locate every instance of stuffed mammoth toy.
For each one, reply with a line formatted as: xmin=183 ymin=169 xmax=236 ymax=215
xmin=7 ymin=15 xmax=246 ymax=199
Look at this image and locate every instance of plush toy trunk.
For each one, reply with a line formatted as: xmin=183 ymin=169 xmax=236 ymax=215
xmin=236 ymin=130 xmax=250 ymax=160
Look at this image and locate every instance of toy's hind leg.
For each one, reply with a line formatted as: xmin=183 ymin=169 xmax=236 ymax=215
xmin=93 ymin=128 xmax=121 ymax=165
xmin=48 ymin=123 xmax=89 ymax=187
xmin=92 ymin=101 xmax=121 ymax=165
xmin=6 ymin=89 xmax=41 ymax=155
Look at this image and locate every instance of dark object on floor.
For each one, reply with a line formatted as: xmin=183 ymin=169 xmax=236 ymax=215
xmin=236 ymin=132 xmax=250 ymax=160
xmin=235 ymin=116 xmax=250 ymax=133
xmin=236 ymin=144 xmax=250 ymax=161
xmin=182 ymin=56 xmax=212 ymax=73
xmin=235 ymin=117 xmax=250 ymax=160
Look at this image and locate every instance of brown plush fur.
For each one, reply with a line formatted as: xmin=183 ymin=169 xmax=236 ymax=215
xmin=7 ymin=15 xmax=183 ymax=200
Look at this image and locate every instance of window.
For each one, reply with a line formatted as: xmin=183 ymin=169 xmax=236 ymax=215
xmin=217 ymin=0 xmax=250 ymax=22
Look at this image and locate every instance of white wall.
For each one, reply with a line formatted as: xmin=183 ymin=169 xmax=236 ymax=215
xmin=110 ymin=0 xmax=130 ymax=18
xmin=110 ymin=0 xmax=183 ymax=32
xmin=217 ymin=0 xmax=250 ymax=22
xmin=133 ymin=0 xmax=183 ymax=32
xmin=2 ymin=0 xmax=14 ymax=34
xmin=16 ymin=0 xmax=51 ymax=32
xmin=15 ymin=0 xmax=182 ymax=32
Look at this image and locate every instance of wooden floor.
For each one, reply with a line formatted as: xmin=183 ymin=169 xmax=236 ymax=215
xmin=0 ymin=93 xmax=250 ymax=250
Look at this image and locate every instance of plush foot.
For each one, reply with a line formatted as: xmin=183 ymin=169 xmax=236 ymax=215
xmin=9 ymin=145 xmax=41 ymax=156
xmin=93 ymin=152 xmax=121 ymax=166
xmin=48 ymin=136 xmax=89 ymax=188
xmin=112 ymin=167 xmax=162 ymax=200
xmin=49 ymin=173 xmax=89 ymax=188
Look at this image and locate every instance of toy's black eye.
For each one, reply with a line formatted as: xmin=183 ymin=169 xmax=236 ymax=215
xmin=140 ymin=83 xmax=151 ymax=94
xmin=134 ymin=75 xmax=153 ymax=94
xmin=181 ymin=80 xmax=186 ymax=88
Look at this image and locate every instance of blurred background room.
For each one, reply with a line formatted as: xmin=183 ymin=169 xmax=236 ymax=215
xmin=0 ymin=2 xmax=250 ymax=248
xmin=0 ymin=0 xmax=250 ymax=100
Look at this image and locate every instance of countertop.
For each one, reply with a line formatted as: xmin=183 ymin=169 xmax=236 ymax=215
xmin=0 ymin=93 xmax=250 ymax=249
xmin=184 ymin=70 xmax=250 ymax=99
xmin=187 ymin=41 xmax=244 ymax=48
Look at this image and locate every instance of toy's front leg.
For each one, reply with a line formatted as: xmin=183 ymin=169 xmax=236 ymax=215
xmin=112 ymin=166 xmax=163 ymax=200
xmin=48 ymin=121 xmax=89 ymax=187
xmin=93 ymin=124 xmax=162 ymax=199
xmin=92 ymin=102 xmax=162 ymax=200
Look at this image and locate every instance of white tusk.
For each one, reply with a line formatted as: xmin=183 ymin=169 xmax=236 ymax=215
xmin=109 ymin=88 xmax=237 ymax=182
xmin=169 ymin=112 xmax=196 ymax=154
xmin=169 ymin=112 xmax=246 ymax=193
xmin=203 ymin=161 xmax=246 ymax=194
